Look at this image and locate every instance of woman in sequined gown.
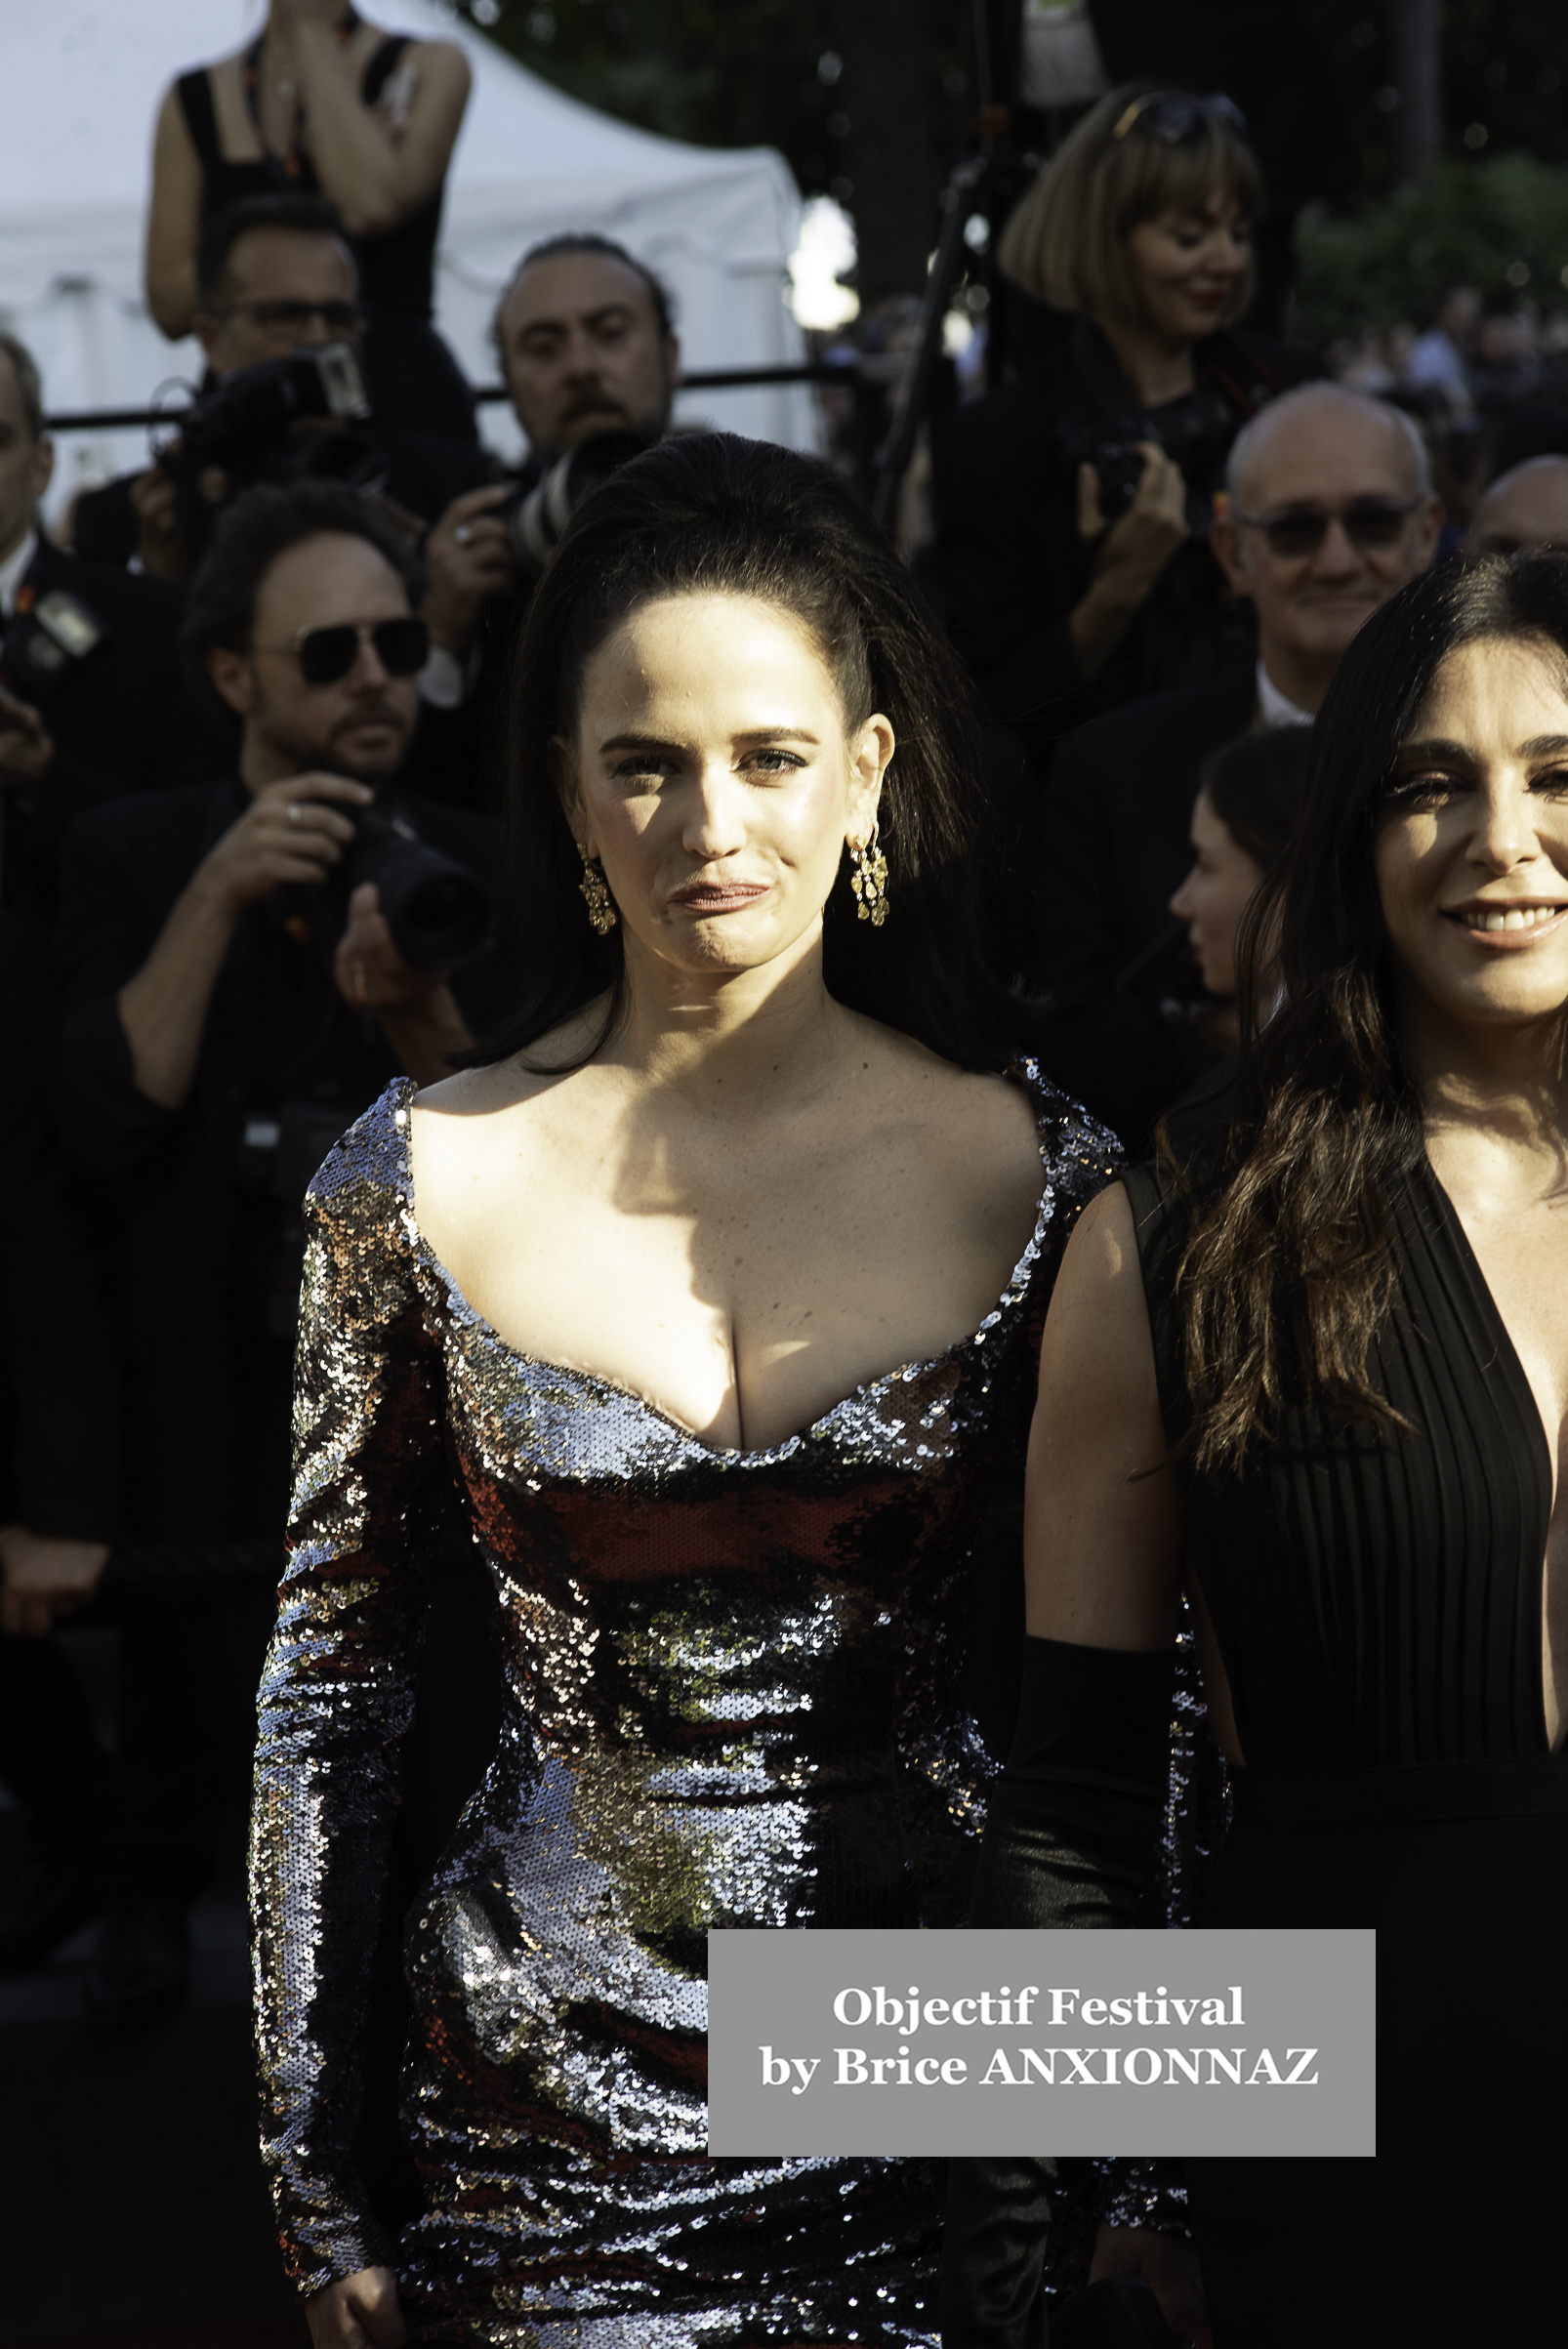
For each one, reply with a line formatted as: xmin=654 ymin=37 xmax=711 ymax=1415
xmin=249 ymin=436 xmax=1123 ymax=2349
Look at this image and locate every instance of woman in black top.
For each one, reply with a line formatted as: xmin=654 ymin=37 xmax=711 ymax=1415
xmin=935 ymin=85 xmax=1319 ymax=769
xmin=945 ymin=554 xmax=1568 ymax=2345
xmin=146 ymin=0 xmax=474 ymax=441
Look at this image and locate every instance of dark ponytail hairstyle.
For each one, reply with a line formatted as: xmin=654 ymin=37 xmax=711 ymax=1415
xmin=1162 ymin=550 xmax=1568 ymax=1476
xmin=476 ymin=432 xmax=1019 ymax=1070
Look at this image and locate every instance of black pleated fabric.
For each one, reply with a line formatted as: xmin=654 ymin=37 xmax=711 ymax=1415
xmin=1120 ymin=1157 xmax=1568 ymax=2342
xmin=1124 ymin=1157 xmax=1552 ymax=1769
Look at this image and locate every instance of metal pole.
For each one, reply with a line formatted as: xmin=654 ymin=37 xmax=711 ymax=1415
xmin=1395 ymin=0 xmax=1443 ymax=180
xmin=870 ymin=154 xmax=987 ymax=528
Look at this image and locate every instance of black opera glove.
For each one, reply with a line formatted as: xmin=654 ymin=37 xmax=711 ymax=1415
xmin=938 ymin=1635 xmax=1177 ymax=2349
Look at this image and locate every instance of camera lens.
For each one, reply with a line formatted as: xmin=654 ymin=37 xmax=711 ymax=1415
xmin=345 ymin=806 xmax=490 ymax=970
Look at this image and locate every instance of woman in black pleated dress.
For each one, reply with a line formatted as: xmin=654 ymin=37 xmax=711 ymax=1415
xmin=945 ymin=551 xmax=1568 ymax=2348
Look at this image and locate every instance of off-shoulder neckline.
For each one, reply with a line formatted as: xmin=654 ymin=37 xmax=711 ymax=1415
xmin=382 ymin=1062 xmax=1062 ymax=1463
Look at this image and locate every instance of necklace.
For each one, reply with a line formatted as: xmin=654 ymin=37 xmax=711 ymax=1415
xmin=242 ymin=7 xmax=360 ymax=179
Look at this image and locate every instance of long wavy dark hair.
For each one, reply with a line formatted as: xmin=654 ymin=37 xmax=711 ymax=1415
xmin=477 ymin=433 xmax=1017 ymax=1069
xmin=1161 ymin=551 xmax=1568 ymax=1476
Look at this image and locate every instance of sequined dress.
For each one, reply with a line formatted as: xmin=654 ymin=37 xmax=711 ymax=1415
xmin=250 ymin=1066 xmax=1118 ymax=2346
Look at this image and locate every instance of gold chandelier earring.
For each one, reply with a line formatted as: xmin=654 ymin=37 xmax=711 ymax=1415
xmin=576 ymin=843 xmax=617 ymax=935
xmin=847 ymin=817 xmax=888 ymax=927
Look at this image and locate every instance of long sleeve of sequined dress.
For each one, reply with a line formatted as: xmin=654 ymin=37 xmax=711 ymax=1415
xmin=251 ymin=1125 xmax=449 ymax=2295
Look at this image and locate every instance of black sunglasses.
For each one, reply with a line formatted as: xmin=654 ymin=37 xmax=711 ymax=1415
xmin=218 ymin=298 xmax=364 ymax=337
xmin=1112 ymin=90 xmax=1251 ymax=145
xmin=1231 ymin=497 xmax=1423 ymax=559
xmin=266 ymin=617 xmax=430 ymax=685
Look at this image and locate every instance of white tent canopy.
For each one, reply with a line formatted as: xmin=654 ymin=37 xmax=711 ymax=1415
xmin=0 ymin=0 xmax=812 ymax=519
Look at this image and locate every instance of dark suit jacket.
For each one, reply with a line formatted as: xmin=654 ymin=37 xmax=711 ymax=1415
xmin=1 ymin=538 xmax=234 ymax=915
xmin=933 ymin=323 xmax=1317 ymax=766
xmin=0 ymin=910 xmax=120 ymax=1541
xmin=402 ymin=574 xmax=532 ymax=818
xmin=1031 ymin=664 xmax=1259 ymax=1152
xmin=51 ymin=777 xmax=523 ymax=1554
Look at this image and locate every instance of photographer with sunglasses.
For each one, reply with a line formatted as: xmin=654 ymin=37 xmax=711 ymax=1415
xmin=1035 ymin=383 xmax=1441 ymax=1147
xmin=45 ymin=481 xmax=517 ymax=2030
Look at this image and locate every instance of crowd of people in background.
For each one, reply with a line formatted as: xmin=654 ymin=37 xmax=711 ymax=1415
xmin=4 ymin=23 xmax=1568 ymax=2322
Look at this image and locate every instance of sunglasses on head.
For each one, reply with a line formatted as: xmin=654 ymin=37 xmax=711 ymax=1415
xmin=1232 ymin=498 xmax=1423 ymax=558
xmin=277 ymin=616 xmax=431 ymax=685
xmin=1112 ymin=90 xmax=1250 ymax=145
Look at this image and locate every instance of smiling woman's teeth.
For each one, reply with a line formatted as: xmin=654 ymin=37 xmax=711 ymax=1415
xmin=1463 ymin=905 xmax=1559 ymax=930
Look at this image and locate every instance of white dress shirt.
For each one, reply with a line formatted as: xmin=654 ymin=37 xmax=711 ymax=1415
xmin=1256 ymin=658 xmax=1314 ymax=731
xmin=0 ymin=525 xmax=38 ymax=617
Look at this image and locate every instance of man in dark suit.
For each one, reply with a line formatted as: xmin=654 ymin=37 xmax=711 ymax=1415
xmin=404 ymin=233 xmax=679 ymax=813
xmin=0 ymin=334 xmax=232 ymax=919
xmin=1035 ymin=383 xmax=1443 ymax=1143
xmin=52 ymin=480 xmax=519 ymax=2027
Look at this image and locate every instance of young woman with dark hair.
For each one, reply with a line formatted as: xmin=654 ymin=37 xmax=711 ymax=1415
xmin=946 ymin=551 xmax=1568 ymax=2344
xmin=1167 ymin=723 xmax=1311 ymax=1052
xmin=248 ymin=433 xmax=1122 ymax=2349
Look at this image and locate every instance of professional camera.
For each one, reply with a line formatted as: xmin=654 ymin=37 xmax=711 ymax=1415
xmin=1056 ymin=384 xmax=1243 ymax=533
xmin=159 ymin=344 xmax=377 ymax=561
xmin=0 ymin=586 xmax=104 ymax=703
xmin=174 ymin=343 xmax=370 ymax=476
xmin=497 ymin=429 xmax=651 ymax=576
xmin=341 ymin=800 xmax=490 ymax=971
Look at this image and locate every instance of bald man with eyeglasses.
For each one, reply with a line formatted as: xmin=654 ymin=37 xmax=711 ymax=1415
xmin=1032 ymin=383 xmax=1442 ymax=1148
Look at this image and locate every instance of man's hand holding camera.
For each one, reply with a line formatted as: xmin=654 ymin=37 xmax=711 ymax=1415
xmin=1069 ymin=440 xmax=1189 ymax=678
xmin=424 ymin=484 xmax=516 ymax=661
xmin=195 ymin=770 xmax=374 ymax=913
xmin=334 ymin=876 xmax=474 ymax=1085
xmin=0 ymin=682 xmax=54 ymax=787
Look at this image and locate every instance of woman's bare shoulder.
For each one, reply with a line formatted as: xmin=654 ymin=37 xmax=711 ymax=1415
xmin=412 ymin=1005 xmax=612 ymax=1124
xmin=1043 ymin=1178 xmax=1158 ymax=1396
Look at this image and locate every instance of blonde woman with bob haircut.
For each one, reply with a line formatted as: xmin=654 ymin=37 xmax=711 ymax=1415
xmin=935 ymin=84 xmax=1320 ymax=771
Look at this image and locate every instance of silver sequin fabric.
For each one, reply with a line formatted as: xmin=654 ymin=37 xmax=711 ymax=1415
xmin=251 ymin=1063 xmax=1120 ymax=2346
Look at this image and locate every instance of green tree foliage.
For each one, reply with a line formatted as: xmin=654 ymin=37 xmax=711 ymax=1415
xmin=1295 ymin=152 xmax=1568 ymax=342
xmin=454 ymin=0 xmax=966 ymax=204
xmin=451 ymin=0 xmax=970 ymax=299
xmin=1308 ymin=1 xmax=1568 ymax=196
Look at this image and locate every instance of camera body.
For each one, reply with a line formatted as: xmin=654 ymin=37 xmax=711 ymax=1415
xmin=496 ymin=429 xmax=652 ymax=576
xmin=335 ymin=799 xmax=491 ymax=973
xmin=0 ymin=587 xmax=105 ymax=705
xmin=1056 ymin=413 xmax=1151 ymax=519
xmin=173 ymin=342 xmax=370 ymax=477
xmin=159 ymin=344 xmax=376 ymax=562
xmin=1056 ymin=385 xmax=1240 ymax=532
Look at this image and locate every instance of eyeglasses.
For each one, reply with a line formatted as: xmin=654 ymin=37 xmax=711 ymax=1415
xmin=217 ymin=299 xmax=364 ymax=337
xmin=1111 ymin=90 xmax=1251 ymax=145
xmin=260 ymin=617 xmax=431 ymax=685
xmin=1231 ymin=497 xmax=1424 ymax=558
